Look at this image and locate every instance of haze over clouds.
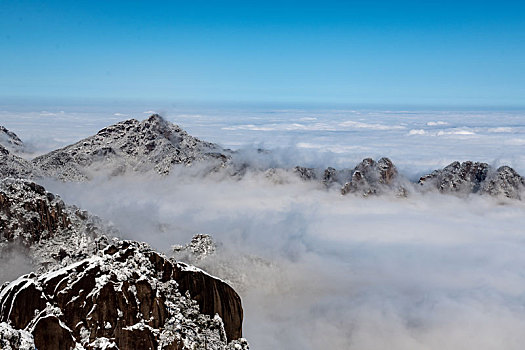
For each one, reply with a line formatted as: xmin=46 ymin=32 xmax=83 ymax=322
xmin=40 ymin=167 xmax=525 ymax=350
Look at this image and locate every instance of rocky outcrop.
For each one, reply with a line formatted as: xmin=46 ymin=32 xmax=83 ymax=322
xmin=293 ymin=166 xmax=319 ymax=181
xmin=0 ymin=126 xmax=24 ymax=153
xmin=0 ymin=145 xmax=33 ymax=179
xmin=481 ymin=166 xmax=525 ymax=199
xmin=419 ymin=161 xmax=525 ymax=199
xmin=0 ymin=180 xmax=248 ymax=349
xmin=341 ymin=157 xmax=405 ymax=196
xmin=0 ymin=239 xmax=247 ymax=350
xmin=32 ymin=114 xmax=231 ymax=181
xmin=0 ymin=179 xmax=120 ymax=274
xmin=0 ymin=179 xmax=70 ymax=244
xmin=172 ymin=234 xmax=217 ymax=262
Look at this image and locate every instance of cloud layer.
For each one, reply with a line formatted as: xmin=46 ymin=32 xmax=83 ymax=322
xmin=3 ymin=104 xmax=525 ymax=349
xmin=41 ymin=169 xmax=525 ymax=350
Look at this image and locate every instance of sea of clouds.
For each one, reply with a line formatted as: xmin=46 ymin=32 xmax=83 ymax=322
xmin=2 ymin=102 xmax=525 ymax=349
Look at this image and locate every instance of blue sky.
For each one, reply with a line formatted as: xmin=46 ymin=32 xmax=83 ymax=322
xmin=1 ymin=0 xmax=524 ymax=106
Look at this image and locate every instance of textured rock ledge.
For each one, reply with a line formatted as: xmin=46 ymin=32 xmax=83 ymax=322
xmin=0 ymin=239 xmax=246 ymax=350
xmin=0 ymin=179 xmax=248 ymax=349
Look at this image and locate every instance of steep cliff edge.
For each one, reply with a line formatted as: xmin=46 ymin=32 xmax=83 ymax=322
xmin=0 ymin=180 xmax=248 ymax=349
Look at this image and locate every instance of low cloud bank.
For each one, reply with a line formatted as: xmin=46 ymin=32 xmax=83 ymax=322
xmin=39 ymin=167 xmax=525 ymax=350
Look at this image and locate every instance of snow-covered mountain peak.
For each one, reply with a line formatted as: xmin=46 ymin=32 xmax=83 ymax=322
xmin=32 ymin=115 xmax=230 ymax=181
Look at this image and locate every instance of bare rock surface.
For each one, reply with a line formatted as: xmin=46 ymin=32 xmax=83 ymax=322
xmin=32 ymin=114 xmax=230 ymax=181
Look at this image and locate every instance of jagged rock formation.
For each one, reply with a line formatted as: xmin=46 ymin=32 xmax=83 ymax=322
xmin=419 ymin=161 xmax=525 ymax=199
xmin=293 ymin=166 xmax=320 ymax=181
xmin=0 ymin=126 xmax=24 ymax=153
xmin=293 ymin=158 xmax=406 ymax=197
xmin=0 ymin=180 xmax=248 ymax=349
xmin=0 ymin=239 xmax=247 ymax=350
xmin=0 ymin=180 xmax=69 ymax=244
xmin=0 ymin=145 xmax=33 ymax=179
xmin=172 ymin=234 xmax=217 ymax=262
xmin=32 ymin=114 xmax=230 ymax=181
xmin=3 ymin=116 xmax=524 ymax=200
xmin=340 ymin=157 xmax=405 ymax=196
xmin=0 ymin=178 xmax=109 ymax=271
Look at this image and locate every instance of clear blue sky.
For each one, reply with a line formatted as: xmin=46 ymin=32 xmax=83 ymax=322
xmin=1 ymin=0 xmax=524 ymax=106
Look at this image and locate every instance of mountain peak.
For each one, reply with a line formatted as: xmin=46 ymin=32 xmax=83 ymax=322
xmin=147 ymin=113 xmax=164 ymax=123
xmin=32 ymin=115 xmax=230 ymax=180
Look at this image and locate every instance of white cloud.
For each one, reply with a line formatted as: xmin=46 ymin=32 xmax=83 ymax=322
xmin=338 ymin=120 xmax=405 ymax=130
xmin=427 ymin=121 xmax=449 ymax=126
xmin=437 ymin=129 xmax=476 ymax=136
xmin=488 ymin=127 xmax=513 ymax=133
xmin=40 ymin=169 xmax=525 ymax=350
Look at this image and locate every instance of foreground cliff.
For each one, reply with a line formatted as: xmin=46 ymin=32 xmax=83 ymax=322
xmin=0 ymin=179 xmax=248 ymax=349
xmin=0 ymin=240 xmax=246 ymax=350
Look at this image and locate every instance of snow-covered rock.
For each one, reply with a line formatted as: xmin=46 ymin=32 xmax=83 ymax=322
xmin=0 ymin=126 xmax=24 ymax=153
xmin=0 ymin=180 xmax=248 ymax=349
xmin=32 ymin=114 xmax=230 ymax=181
xmin=0 ymin=239 xmax=247 ymax=350
xmin=0 ymin=145 xmax=33 ymax=179
xmin=0 ymin=322 xmax=34 ymax=350
xmin=172 ymin=234 xmax=217 ymax=262
xmin=0 ymin=178 xmax=113 ymax=272
xmin=419 ymin=161 xmax=525 ymax=199
xmin=341 ymin=157 xmax=406 ymax=197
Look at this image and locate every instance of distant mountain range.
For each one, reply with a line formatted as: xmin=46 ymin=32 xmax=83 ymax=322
xmin=1 ymin=114 xmax=524 ymax=199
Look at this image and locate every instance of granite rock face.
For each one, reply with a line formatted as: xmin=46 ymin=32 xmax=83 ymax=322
xmin=32 ymin=114 xmax=230 ymax=181
xmin=0 ymin=239 xmax=247 ymax=350
xmin=419 ymin=161 xmax=525 ymax=199
xmin=0 ymin=179 xmax=70 ymax=244
xmin=0 ymin=180 xmax=248 ymax=349
xmin=0 ymin=178 xmax=121 ymax=275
